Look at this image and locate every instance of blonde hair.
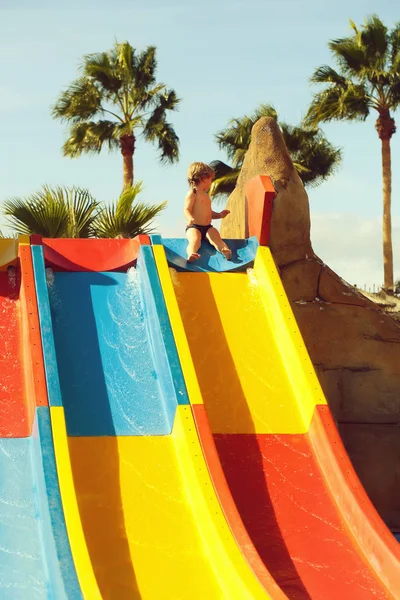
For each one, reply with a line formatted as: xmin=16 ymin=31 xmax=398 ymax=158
xmin=187 ymin=162 xmax=215 ymax=192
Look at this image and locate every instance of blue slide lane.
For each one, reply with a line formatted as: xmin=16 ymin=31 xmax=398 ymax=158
xmin=32 ymin=244 xmax=186 ymax=436
xmin=151 ymin=235 xmax=259 ymax=272
xmin=0 ymin=408 xmax=81 ymax=599
xmin=138 ymin=245 xmax=189 ymax=411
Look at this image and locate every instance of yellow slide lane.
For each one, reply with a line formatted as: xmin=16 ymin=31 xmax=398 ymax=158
xmin=155 ymin=245 xmax=325 ymax=435
xmin=52 ymin=404 xmax=269 ymax=599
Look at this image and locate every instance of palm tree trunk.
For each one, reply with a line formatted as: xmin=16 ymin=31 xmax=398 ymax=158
xmin=120 ymin=134 xmax=135 ymax=189
xmin=381 ymin=137 xmax=393 ymax=291
xmin=376 ymin=112 xmax=396 ymax=292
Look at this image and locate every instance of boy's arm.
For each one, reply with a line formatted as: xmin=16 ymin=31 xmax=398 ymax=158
xmin=212 ymin=209 xmax=230 ymax=219
xmin=184 ymin=191 xmax=196 ymax=224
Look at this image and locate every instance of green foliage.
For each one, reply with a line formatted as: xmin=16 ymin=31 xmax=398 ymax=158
xmin=2 ymin=184 xmax=166 ymax=239
xmin=209 ymin=161 xmax=241 ymax=198
xmin=53 ymin=41 xmax=180 ymax=164
xmin=92 ymin=183 xmax=167 ymax=238
xmin=210 ymin=104 xmax=341 ymax=201
xmin=306 ymin=16 xmax=400 ymax=127
xmin=2 ymin=186 xmax=100 ymax=238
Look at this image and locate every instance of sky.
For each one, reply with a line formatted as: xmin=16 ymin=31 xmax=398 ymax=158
xmin=0 ymin=0 xmax=399 ymax=288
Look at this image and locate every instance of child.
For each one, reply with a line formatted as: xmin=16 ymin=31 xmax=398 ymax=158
xmin=184 ymin=162 xmax=232 ymax=263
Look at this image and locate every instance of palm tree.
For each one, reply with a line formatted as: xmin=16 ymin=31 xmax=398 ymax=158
xmin=3 ymin=186 xmax=100 ymax=238
xmin=52 ymin=41 xmax=180 ymax=188
xmin=210 ymin=104 xmax=341 ymax=201
xmin=92 ymin=182 xmax=166 ymax=238
xmin=305 ymin=16 xmax=400 ymax=292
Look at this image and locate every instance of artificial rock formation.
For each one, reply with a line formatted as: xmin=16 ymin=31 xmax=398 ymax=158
xmin=221 ymin=117 xmax=400 ymax=528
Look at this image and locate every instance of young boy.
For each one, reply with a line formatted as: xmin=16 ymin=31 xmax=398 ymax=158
xmin=184 ymin=162 xmax=232 ymax=262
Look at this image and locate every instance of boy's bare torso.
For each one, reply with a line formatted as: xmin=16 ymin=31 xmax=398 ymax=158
xmin=188 ymin=190 xmax=213 ymax=225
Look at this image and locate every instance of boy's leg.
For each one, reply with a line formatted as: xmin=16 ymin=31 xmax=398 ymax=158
xmin=206 ymin=227 xmax=232 ymax=260
xmin=186 ymin=228 xmax=202 ymax=262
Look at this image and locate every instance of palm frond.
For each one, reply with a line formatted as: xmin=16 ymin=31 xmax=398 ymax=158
xmin=390 ymin=22 xmax=400 ymax=74
xmin=310 ymin=66 xmax=347 ymax=86
xmin=66 ymin=188 xmax=100 ymax=238
xmin=2 ymin=186 xmax=99 ymax=238
xmin=329 ymin=37 xmax=368 ymax=76
xmin=305 ymin=83 xmax=370 ymax=126
xmin=115 ymin=182 xmax=144 ymax=216
xmin=3 ymin=187 xmax=69 ymax=237
xmin=63 ymin=120 xmax=121 ymax=157
xmin=133 ymin=46 xmax=157 ymax=91
xmin=254 ymin=104 xmax=278 ymax=121
xmin=92 ymin=183 xmax=166 ymax=238
xmin=209 ymin=162 xmax=241 ymax=203
xmin=52 ymin=77 xmax=102 ymax=122
xmin=83 ymin=50 xmax=122 ymax=93
xmin=157 ymin=89 xmax=180 ymax=112
xmin=129 ymin=82 xmax=165 ymax=112
xmin=215 ymin=104 xmax=278 ymax=167
xmin=116 ymin=41 xmax=135 ymax=84
xmin=359 ymin=15 xmax=389 ymax=71
xmin=388 ymin=78 xmax=400 ymax=109
xmin=143 ymin=117 xmax=179 ymax=163
xmin=286 ymin=127 xmax=343 ymax=187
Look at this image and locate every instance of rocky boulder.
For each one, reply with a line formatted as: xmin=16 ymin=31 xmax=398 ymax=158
xmin=221 ymin=117 xmax=400 ymax=529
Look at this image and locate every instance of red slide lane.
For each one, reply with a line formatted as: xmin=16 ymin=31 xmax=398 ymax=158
xmin=210 ymin=406 xmax=400 ymax=600
xmin=0 ymin=244 xmax=48 ymax=437
xmin=0 ymin=270 xmax=28 ymax=436
xmin=193 ymin=404 xmax=288 ymax=599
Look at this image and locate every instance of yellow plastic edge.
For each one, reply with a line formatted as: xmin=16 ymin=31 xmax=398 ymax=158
xmin=153 ymin=245 xmax=204 ymax=405
xmin=50 ymin=406 xmax=102 ymax=600
xmin=254 ymin=246 xmax=327 ymax=431
xmin=0 ymin=238 xmax=19 ymax=269
xmin=18 ymin=235 xmax=30 ymax=245
xmin=175 ymin=405 xmax=271 ymax=599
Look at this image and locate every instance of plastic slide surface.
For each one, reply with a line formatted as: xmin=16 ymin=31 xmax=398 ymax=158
xmin=0 ymin=239 xmax=81 ymax=599
xmin=32 ymin=238 xmax=270 ymax=599
xmin=154 ymin=239 xmax=400 ymax=600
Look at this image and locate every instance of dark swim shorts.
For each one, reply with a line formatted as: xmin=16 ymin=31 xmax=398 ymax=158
xmin=185 ymin=223 xmax=213 ymax=240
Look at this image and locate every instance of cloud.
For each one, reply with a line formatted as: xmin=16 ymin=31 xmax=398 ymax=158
xmin=310 ymin=213 xmax=400 ymax=290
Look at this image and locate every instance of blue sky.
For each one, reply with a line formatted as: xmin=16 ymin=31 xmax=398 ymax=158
xmin=1 ymin=0 xmax=399 ymax=287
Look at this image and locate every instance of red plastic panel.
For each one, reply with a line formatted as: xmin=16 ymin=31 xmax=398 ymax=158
xmin=0 ymin=271 xmax=30 ymax=436
xmin=213 ymin=413 xmax=396 ymax=599
xmin=192 ymin=405 xmax=287 ymax=598
xmin=32 ymin=236 xmax=150 ymax=272
xmin=245 ymin=176 xmax=275 ymax=246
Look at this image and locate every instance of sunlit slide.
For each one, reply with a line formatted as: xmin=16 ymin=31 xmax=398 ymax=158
xmin=31 ymin=236 xmax=278 ymax=599
xmin=0 ymin=238 xmax=81 ymax=599
xmin=153 ymin=218 xmax=400 ymax=597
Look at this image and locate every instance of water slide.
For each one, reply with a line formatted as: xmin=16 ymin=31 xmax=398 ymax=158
xmin=31 ymin=236 xmax=278 ymax=599
xmin=1 ymin=185 xmax=399 ymax=599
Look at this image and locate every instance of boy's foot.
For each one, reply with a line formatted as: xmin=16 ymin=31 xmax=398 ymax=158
xmin=220 ymin=247 xmax=232 ymax=260
xmin=187 ymin=252 xmax=200 ymax=263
